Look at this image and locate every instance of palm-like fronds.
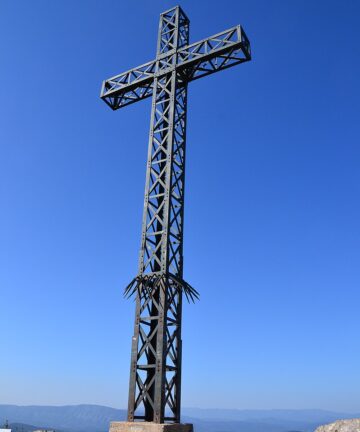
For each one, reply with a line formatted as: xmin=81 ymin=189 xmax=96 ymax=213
xmin=124 ymin=273 xmax=199 ymax=303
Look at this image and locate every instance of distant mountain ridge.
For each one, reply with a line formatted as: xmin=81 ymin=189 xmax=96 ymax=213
xmin=182 ymin=407 xmax=358 ymax=422
xmin=1 ymin=404 xmax=359 ymax=432
xmin=0 ymin=405 xmax=126 ymax=432
xmin=8 ymin=423 xmax=53 ymax=432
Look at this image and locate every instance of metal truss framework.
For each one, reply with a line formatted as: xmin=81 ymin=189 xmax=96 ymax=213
xmin=100 ymin=6 xmax=251 ymax=425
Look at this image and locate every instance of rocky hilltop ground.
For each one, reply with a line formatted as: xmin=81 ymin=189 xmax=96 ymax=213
xmin=316 ymin=419 xmax=360 ymax=432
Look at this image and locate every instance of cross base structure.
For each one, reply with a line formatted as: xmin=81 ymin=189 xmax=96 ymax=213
xmin=100 ymin=4 xmax=251 ymax=427
xmin=109 ymin=421 xmax=193 ymax=432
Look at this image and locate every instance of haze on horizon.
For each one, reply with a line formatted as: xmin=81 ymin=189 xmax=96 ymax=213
xmin=1 ymin=0 xmax=359 ymax=414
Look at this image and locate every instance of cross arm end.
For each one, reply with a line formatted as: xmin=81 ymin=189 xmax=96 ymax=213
xmin=100 ymin=60 xmax=156 ymax=110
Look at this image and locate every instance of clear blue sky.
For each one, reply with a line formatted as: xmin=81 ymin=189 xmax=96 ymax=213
xmin=1 ymin=0 xmax=359 ymax=412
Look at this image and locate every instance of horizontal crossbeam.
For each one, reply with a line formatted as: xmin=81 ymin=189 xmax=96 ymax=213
xmin=100 ymin=25 xmax=250 ymax=110
xmin=101 ymin=60 xmax=156 ymax=109
xmin=177 ymin=25 xmax=250 ymax=83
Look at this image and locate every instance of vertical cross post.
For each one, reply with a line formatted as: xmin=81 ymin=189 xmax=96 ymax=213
xmin=127 ymin=7 xmax=191 ymax=424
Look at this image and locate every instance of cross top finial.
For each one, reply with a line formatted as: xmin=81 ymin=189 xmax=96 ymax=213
xmin=156 ymin=5 xmax=190 ymax=55
xmin=160 ymin=5 xmax=189 ymax=19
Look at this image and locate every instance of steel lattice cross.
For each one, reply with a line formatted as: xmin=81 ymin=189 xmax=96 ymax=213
xmin=100 ymin=5 xmax=251 ymax=425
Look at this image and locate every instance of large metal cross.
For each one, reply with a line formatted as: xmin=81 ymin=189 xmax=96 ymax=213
xmin=100 ymin=5 xmax=251 ymax=425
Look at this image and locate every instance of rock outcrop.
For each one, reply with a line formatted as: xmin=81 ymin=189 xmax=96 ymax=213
xmin=315 ymin=419 xmax=360 ymax=432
